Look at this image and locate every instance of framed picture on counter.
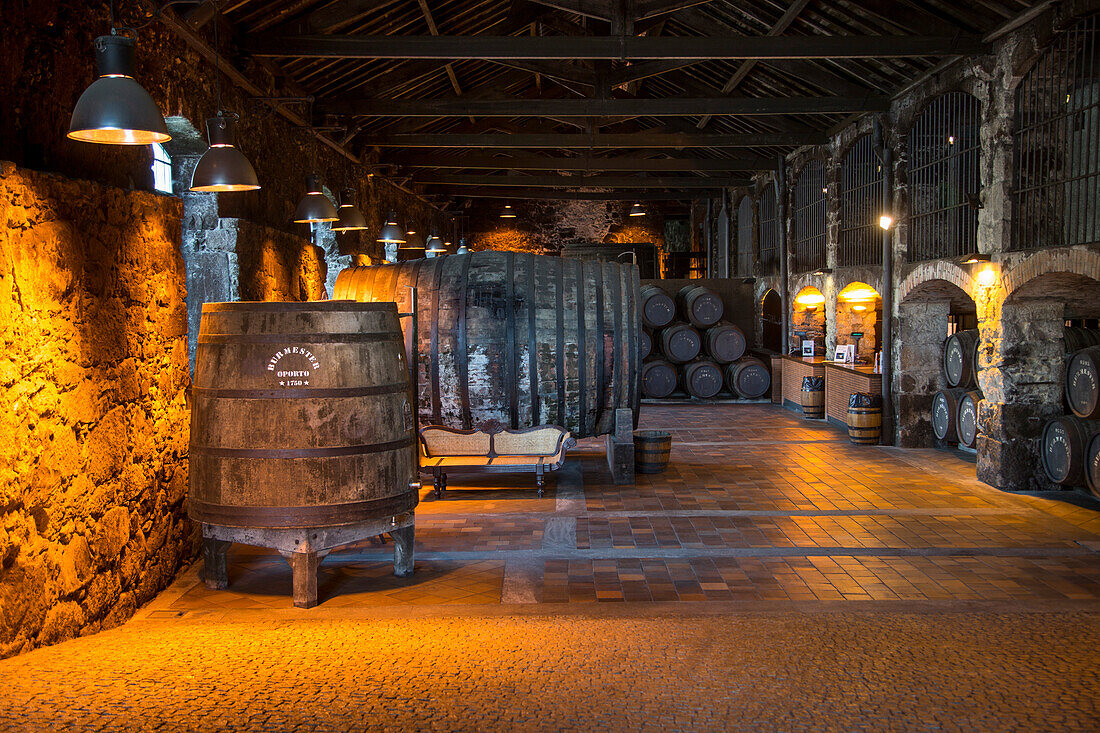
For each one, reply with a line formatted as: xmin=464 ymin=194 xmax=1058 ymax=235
xmin=834 ymin=345 xmax=855 ymax=363
xmin=802 ymin=340 xmax=815 ymax=358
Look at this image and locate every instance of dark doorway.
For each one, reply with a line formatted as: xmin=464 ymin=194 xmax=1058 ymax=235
xmin=762 ymin=289 xmax=783 ymax=353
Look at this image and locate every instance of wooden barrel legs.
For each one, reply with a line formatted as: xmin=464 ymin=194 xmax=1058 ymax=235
xmin=201 ymin=514 xmax=417 ymax=609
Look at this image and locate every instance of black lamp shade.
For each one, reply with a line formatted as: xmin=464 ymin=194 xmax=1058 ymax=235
xmin=629 ymin=203 xmax=646 ymax=217
xmin=500 ymin=204 xmax=517 ymax=218
xmin=68 ymin=36 xmax=170 ymax=145
xmin=377 ymin=211 xmax=406 ymax=243
xmin=331 ymin=188 xmax=368 ymax=231
xmin=293 ymin=174 xmax=338 ymax=223
xmin=190 ymin=117 xmax=260 ymax=192
xmin=425 ymin=233 xmax=446 ymax=253
xmin=400 ymin=230 xmax=425 ymax=249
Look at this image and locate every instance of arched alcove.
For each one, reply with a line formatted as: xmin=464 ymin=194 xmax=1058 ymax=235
xmin=761 ymin=288 xmax=783 ymax=353
xmin=836 ymin=282 xmax=881 ymax=362
xmin=792 ymin=286 xmax=826 ymax=355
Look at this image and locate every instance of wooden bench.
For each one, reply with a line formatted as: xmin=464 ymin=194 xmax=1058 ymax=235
xmin=418 ymin=421 xmax=575 ymax=498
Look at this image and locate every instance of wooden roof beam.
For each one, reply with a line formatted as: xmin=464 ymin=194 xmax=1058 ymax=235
xmin=359 ymin=131 xmax=824 ymax=148
xmin=415 ymin=174 xmax=748 ymax=188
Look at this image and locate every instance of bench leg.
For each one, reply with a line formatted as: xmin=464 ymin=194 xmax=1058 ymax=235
xmin=536 ymin=468 xmax=544 ymax=498
xmin=391 ymin=525 xmax=415 ymax=577
xmin=202 ymin=537 xmax=232 ymax=590
xmin=441 ymin=472 xmax=447 ymax=493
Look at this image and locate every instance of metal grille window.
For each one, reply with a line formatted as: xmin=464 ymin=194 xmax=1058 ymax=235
xmin=759 ymin=183 xmax=780 ymax=275
xmin=1013 ymin=14 xmax=1100 ymax=251
xmin=838 ymin=135 xmax=882 ymax=267
xmin=792 ymin=161 xmax=826 ymax=271
xmin=908 ymin=92 xmax=981 ymax=261
xmin=736 ymin=195 xmax=754 ymax=275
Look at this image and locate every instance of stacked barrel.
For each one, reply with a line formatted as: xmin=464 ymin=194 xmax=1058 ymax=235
xmin=640 ymin=284 xmax=770 ymax=401
xmin=1042 ymin=327 xmax=1100 ymax=497
xmin=931 ymin=329 xmax=983 ymax=450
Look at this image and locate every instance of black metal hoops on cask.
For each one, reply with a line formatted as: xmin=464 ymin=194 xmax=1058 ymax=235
xmin=334 ymin=253 xmax=640 ymax=439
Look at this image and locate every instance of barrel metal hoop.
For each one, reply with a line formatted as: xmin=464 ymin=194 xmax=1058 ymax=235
xmin=190 ymin=383 xmax=410 ymax=399
xmin=457 ymin=253 xmax=473 ymax=430
xmin=198 ymin=333 xmax=402 ymax=344
xmin=575 ymin=258 xmax=587 ymax=438
xmin=505 ymin=251 xmax=518 ymax=428
xmin=190 ymin=435 xmax=415 ymax=459
xmin=189 ymin=492 xmax=418 ymax=528
xmin=555 ymin=257 xmax=567 ymax=426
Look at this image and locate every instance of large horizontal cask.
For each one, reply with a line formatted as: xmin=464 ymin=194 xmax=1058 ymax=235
xmin=334 ymin=253 xmax=640 ymax=438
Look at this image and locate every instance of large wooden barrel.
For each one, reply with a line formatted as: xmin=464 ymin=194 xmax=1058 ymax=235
xmin=725 ymin=357 xmax=771 ymax=399
xmin=1065 ymin=345 xmax=1100 ymax=418
xmin=640 ymin=329 xmax=652 ymax=360
xmin=333 ymin=253 xmax=640 ymax=438
xmin=1084 ymin=432 xmax=1100 ymax=498
xmin=847 ymin=393 xmax=882 ymax=445
xmin=634 ymin=430 xmax=672 ymax=474
xmin=659 ymin=323 xmax=702 ymax=363
xmin=800 ymin=376 xmax=825 ymax=419
xmin=640 ymin=284 xmax=675 ymax=329
xmin=943 ymin=329 xmax=979 ymax=388
xmin=1041 ymin=415 xmax=1100 ymax=486
xmin=677 ymin=285 xmax=724 ymax=328
xmin=1063 ymin=326 xmax=1100 ymax=353
xmin=957 ymin=390 xmax=982 ymax=449
xmin=704 ymin=322 xmax=747 ymax=364
xmin=641 ymin=360 xmax=678 ymax=399
xmin=932 ymin=388 xmax=966 ymax=443
xmin=188 ymin=301 xmax=418 ymax=528
xmin=682 ymin=360 xmax=724 ymax=399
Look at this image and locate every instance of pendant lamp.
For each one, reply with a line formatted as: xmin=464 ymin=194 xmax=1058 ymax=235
xmin=331 ymin=189 xmax=368 ymax=232
xmin=190 ymin=116 xmax=259 ymax=191
xmin=294 ymin=174 xmax=338 ymax=223
xmin=499 ymin=204 xmax=517 ymax=218
xmin=425 ymin=231 xmax=446 ymax=257
xmin=377 ymin=212 xmax=406 ymax=244
xmin=456 ymin=238 xmax=469 ymax=255
xmin=68 ymin=34 xmax=170 ymax=145
xmin=629 ymin=202 xmax=646 ymax=217
xmin=400 ymin=229 xmax=425 ymax=250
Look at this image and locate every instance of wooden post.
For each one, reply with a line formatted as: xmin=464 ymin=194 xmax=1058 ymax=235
xmin=391 ymin=525 xmax=415 ymax=577
xmin=202 ymin=537 xmax=231 ymax=590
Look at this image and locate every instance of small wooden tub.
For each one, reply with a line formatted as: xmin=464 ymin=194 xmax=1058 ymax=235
xmin=847 ymin=392 xmax=882 ymax=445
xmin=800 ymin=376 xmax=825 ymax=420
xmin=634 ymin=430 xmax=672 ymax=474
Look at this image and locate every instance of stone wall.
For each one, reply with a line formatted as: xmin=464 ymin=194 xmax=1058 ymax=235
xmin=0 ymin=163 xmax=192 ymax=659
xmin=465 ymin=199 xmax=667 ymax=254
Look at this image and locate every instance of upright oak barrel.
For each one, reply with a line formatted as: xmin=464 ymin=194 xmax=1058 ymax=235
xmin=932 ymin=388 xmax=966 ymax=443
xmin=682 ymin=359 xmax=724 ymax=399
xmin=677 ymin=285 xmax=724 ymax=328
xmin=640 ymin=284 xmax=676 ymax=329
xmin=1065 ymin=345 xmax=1100 ymax=418
xmin=659 ymin=323 xmax=702 ymax=363
xmin=1041 ymin=415 xmax=1100 ymax=486
xmin=188 ymin=301 xmax=418 ymax=528
xmin=943 ymin=329 xmax=979 ymax=389
xmin=704 ymin=322 xmax=747 ymax=364
xmin=334 ymin=253 xmax=640 ymax=438
xmin=726 ymin=357 xmax=771 ymax=399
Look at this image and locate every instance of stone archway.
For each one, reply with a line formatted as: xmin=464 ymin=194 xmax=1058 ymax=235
xmin=979 ymin=259 xmax=1100 ymax=489
xmin=896 ymin=277 xmax=978 ymax=448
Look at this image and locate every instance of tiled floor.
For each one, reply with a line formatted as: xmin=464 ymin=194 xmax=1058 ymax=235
xmin=157 ymin=403 xmax=1100 ymax=611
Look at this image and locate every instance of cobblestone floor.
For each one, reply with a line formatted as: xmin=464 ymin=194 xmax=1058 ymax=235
xmin=1 ymin=403 xmax=1099 ymax=731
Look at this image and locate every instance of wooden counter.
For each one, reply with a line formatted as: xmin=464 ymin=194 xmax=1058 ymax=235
xmin=824 ymin=362 xmax=882 ymax=427
xmin=780 ymin=355 xmax=826 ymax=409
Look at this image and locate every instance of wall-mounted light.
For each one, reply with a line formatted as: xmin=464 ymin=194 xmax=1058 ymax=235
xmin=190 ymin=115 xmax=259 ymax=192
xmin=331 ymin=189 xmax=368 ymax=232
xmin=812 ymin=267 xmax=833 ymax=276
xmin=958 ymin=252 xmax=991 ymax=265
xmin=500 ymin=204 xmax=517 ymax=219
xmin=629 ymin=202 xmax=646 ymax=217
xmin=838 ymin=287 xmax=879 ymax=302
xmin=977 ymin=266 xmax=997 ymax=287
xmin=879 ymin=213 xmax=894 ymax=230
xmin=966 ymin=192 xmax=983 ymax=210
xmin=293 ymin=174 xmax=338 ymax=223
xmin=68 ymin=34 xmax=170 ymax=145
xmin=795 ymin=292 xmax=826 ymax=307
xmin=852 ymin=304 xmax=867 ymax=312
xmin=377 ymin=211 xmax=406 ymax=244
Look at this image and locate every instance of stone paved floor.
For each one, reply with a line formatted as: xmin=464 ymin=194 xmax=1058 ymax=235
xmin=2 ymin=403 xmax=1099 ymax=731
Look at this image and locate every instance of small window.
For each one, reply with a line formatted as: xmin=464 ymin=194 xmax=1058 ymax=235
xmin=152 ymin=143 xmax=172 ymax=194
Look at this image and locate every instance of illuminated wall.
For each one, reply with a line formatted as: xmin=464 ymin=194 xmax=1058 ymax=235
xmin=0 ymin=163 xmax=192 ymax=658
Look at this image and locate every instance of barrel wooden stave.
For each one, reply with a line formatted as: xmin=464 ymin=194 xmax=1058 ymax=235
xmin=659 ymin=323 xmax=702 ymax=363
xmin=704 ymin=321 xmax=747 ymax=364
xmin=957 ymin=390 xmax=982 ymax=448
xmin=726 ymin=357 xmax=771 ymax=399
xmin=677 ymin=285 xmax=724 ymax=328
xmin=682 ymin=359 xmax=724 ymax=399
xmin=943 ymin=329 xmax=979 ymax=389
xmin=640 ymin=284 xmax=676 ymax=329
xmin=642 ymin=360 xmax=678 ymax=399
xmin=335 ymin=254 xmax=639 ymax=438
xmin=189 ymin=302 xmax=417 ymax=528
xmin=1041 ymin=415 xmax=1100 ymax=486
xmin=932 ymin=388 xmax=966 ymax=443
xmin=1064 ymin=326 xmax=1100 ymax=354
xmin=634 ymin=430 xmax=672 ymax=474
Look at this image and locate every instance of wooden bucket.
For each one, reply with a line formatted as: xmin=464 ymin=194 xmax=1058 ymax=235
xmin=800 ymin=376 xmax=825 ymax=419
xmin=634 ymin=430 xmax=672 ymax=474
xmin=189 ymin=301 xmax=418 ymax=528
xmin=847 ymin=393 xmax=882 ymax=445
